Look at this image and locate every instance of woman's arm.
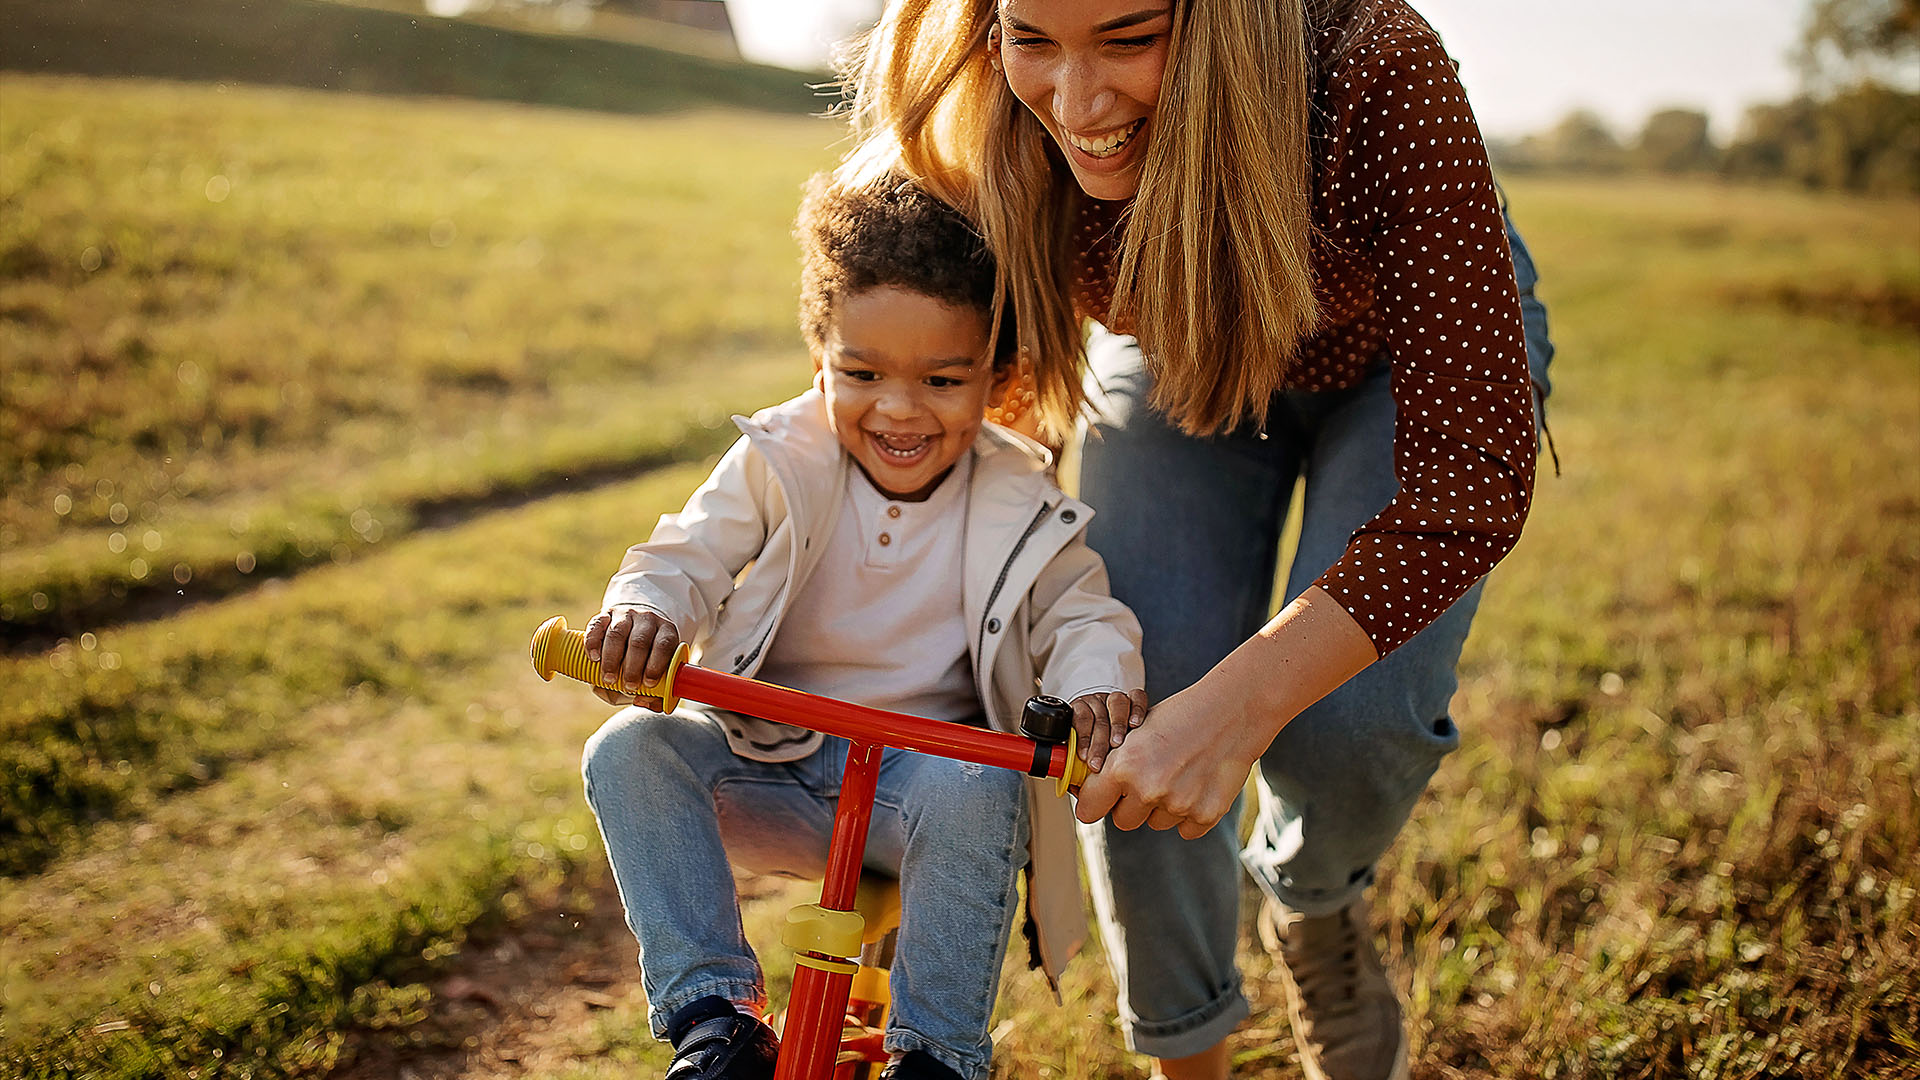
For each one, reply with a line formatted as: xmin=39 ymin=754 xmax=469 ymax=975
xmin=1072 ymin=585 xmax=1376 ymax=837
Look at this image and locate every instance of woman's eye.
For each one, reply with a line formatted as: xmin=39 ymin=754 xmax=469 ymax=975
xmin=1108 ymin=34 xmax=1158 ymax=50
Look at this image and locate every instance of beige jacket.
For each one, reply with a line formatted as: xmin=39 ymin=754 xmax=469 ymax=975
xmin=603 ymin=388 xmax=1144 ymax=984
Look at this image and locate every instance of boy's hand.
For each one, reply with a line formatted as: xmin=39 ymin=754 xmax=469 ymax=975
xmin=1069 ymin=689 xmax=1150 ymax=772
xmin=582 ymin=604 xmax=681 ymax=710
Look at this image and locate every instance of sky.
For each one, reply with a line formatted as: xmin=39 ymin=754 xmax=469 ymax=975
xmin=721 ymin=0 xmax=1814 ymax=142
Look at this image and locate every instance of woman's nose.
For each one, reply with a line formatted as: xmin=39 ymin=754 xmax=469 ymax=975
xmin=1052 ymin=57 xmax=1117 ymax=131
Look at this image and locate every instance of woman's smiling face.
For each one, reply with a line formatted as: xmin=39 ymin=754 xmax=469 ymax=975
xmin=996 ymin=0 xmax=1172 ymax=201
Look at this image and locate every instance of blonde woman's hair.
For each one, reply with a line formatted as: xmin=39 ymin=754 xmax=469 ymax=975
xmin=841 ymin=0 xmax=1378 ymax=438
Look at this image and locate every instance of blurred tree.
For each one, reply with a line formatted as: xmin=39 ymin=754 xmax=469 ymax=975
xmin=1537 ymin=109 xmax=1627 ymax=173
xmin=1798 ymin=0 xmax=1920 ymax=87
xmin=1724 ymin=85 xmax=1920 ymax=193
xmin=1636 ymin=108 xmax=1719 ymax=173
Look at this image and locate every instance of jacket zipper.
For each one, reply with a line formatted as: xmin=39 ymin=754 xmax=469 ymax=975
xmin=975 ymin=501 xmax=1056 ymax=704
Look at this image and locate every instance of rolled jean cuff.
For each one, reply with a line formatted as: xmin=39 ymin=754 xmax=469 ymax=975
xmin=648 ymin=979 xmax=767 ymax=1040
xmin=885 ymin=1028 xmax=990 ymax=1080
xmin=1122 ymin=984 xmax=1250 ymax=1060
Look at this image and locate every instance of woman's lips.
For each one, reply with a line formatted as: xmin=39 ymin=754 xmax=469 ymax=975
xmin=1063 ymin=118 xmax=1145 ymax=159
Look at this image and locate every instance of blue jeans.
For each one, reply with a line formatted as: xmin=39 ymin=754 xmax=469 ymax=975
xmin=1075 ymin=221 xmax=1553 ymax=1058
xmin=582 ymin=708 xmax=1029 ymax=1080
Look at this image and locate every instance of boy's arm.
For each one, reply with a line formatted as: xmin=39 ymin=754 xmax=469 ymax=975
xmin=1026 ymin=526 xmax=1148 ymax=766
xmin=602 ymin=435 xmax=773 ymax=645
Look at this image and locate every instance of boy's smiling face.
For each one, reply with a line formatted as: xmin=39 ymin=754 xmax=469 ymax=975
xmin=815 ymin=285 xmax=1006 ymax=502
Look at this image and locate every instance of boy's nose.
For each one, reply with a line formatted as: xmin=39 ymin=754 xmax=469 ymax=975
xmin=875 ymin=386 xmax=921 ymax=418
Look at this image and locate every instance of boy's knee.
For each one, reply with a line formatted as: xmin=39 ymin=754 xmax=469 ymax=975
xmin=909 ymin=763 xmax=1027 ymax=832
xmin=582 ymin=708 xmax=690 ymax=785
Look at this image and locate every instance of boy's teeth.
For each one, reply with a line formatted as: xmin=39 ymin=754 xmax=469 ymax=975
xmin=1067 ymin=119 xmax=1143 ymax=158
xmin=875 ymin=433 xmax=930 ymax=456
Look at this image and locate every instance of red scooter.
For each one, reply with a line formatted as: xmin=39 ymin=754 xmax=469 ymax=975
xmin=531 ymin=616 xmax=1087 ymax=1080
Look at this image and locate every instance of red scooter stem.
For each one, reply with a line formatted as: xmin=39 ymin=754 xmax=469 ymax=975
xmin=775 ymin=741 xmax=883 ymax=1080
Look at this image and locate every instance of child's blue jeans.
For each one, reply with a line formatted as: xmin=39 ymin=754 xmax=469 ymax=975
xmin=581 ymin=706 xmax=1028 ymax=1080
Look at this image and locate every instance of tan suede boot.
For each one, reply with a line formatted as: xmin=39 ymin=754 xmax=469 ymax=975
xmin=1259 ymin=894 xmax=1410 ymax=1080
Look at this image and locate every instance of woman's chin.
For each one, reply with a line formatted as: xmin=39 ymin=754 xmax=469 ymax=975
xmin=1064 ymin=152 xmax=1144 ymax=201
xmin=1072 ymin=170 xmax=1141 ymax=201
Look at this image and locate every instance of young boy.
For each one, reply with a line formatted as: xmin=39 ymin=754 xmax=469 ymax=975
xmin=577 ymin=172 xmax=1147 ymax=1080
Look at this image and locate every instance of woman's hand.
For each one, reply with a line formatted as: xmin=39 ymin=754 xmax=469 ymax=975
xmin=582 ymin=604 xmax=681 ymax=710
xmin=1073 ymin=586 xmax=1380 ymax=838
xmin=1072 ymin=679 xmax=1267 ymax=838
xmin=1069 ymin=688 xmax=1150 ymax=772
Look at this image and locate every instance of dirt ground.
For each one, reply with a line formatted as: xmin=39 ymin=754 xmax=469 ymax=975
xmin=332 ymin=874 xmax=645 ymax=1080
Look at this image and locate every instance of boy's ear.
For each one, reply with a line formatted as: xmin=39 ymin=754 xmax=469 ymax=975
xmin=812 ymin=357 xmax=827 ymax=395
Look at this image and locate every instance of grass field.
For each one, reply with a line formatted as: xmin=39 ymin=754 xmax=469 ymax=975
xmin=2 ymin=70 xmax=1917 ymax=1080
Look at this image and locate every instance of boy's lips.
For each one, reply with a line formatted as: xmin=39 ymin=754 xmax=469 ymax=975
xmin=867 ymin=430 xmax=936 ymax=462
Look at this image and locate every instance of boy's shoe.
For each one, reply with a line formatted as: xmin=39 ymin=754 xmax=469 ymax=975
xmin=1258 ymin=894 xmax=1410 ymax=1080
xmin=879 ymin=1049 xmax=965 ymax=1080
xmin=664 ymin=997 xmax=779 ymax=1080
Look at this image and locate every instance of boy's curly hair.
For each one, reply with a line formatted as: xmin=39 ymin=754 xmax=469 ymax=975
xmin=796 ymin=171 xmax=1016 ymax=366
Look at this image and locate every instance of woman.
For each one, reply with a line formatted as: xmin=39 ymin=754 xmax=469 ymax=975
xmin=842 ymin=2 xmax=1553 ymax=1078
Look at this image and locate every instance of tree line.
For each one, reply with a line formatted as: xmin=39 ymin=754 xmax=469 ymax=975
xmin=1487 ymin=0 xmax=1919 ymax=194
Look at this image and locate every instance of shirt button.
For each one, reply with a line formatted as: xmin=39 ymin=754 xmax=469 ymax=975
xmin=887 ymin=506 xmax=901 ymax=518
xmin=878 ymin=532 xmax=891 ymax=546
xmin=1060 ymin=509 xmax=1077 ymax=523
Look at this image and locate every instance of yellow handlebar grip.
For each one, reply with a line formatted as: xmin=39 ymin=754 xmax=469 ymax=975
xmin=1056 ymin=729 xmax=1088 ymax=798
xmin=530 ymin=615 xmax=689 ymax=712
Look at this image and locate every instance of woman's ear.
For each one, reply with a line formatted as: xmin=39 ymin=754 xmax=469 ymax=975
xmin=986 ymin=22 xmax=1002 ymax=71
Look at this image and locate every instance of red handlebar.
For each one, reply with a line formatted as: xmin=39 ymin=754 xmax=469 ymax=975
xmin=529 ymin=616 xmax=1085 ymax=793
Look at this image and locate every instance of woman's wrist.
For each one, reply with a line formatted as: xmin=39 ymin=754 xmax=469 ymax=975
xmin=1204 ymin=586 xmax=1379 ymax=748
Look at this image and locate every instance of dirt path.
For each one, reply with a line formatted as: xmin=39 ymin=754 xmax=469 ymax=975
xmin=331 ymin=875 xmax=646 ymax=1080
xmin=331 ymin=873 xmax=794 ymax=1079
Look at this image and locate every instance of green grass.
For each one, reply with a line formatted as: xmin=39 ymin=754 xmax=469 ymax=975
xmin=0 ymin=74 xmax=835 ymax=638
xmin=0 ymin=0 xmax=824 ymax=114
xmin=2 ymin=73 xmax=1917 ymax=1080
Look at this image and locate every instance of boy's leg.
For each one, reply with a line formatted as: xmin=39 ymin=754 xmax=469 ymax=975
xmin=1073 ymin=326 xmax=1306 ymax=1059
xmin=581 ymin=707 xmax=839 ymax=1038
xmin=863 ymin=749 xmax=1030 ymax=1080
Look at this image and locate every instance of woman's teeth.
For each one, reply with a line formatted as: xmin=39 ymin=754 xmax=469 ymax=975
xmin=1065 ymin=119 xmax=1144 ymax=159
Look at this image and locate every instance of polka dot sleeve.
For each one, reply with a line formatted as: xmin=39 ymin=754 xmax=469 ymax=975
xmin=1307 ymin=18 xmax=1537 ymax=656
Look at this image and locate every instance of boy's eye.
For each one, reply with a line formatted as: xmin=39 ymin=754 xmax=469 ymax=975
xmin=839 ymin=368 xmax=880 ymax=382
xmin=926 ymin=376 xmax=964 ymax=389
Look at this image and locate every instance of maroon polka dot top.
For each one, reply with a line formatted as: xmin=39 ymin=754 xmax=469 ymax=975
xmin=1071 ymin=2 xmax=1537 ymax=657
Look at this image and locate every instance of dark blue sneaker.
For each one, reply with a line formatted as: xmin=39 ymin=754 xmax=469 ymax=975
xmin=664 ymin=997 xmax=779 ymax=1080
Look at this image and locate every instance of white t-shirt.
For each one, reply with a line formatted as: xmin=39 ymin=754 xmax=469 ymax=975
xmin=754 ymin=456 xmax=979 ymax=723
